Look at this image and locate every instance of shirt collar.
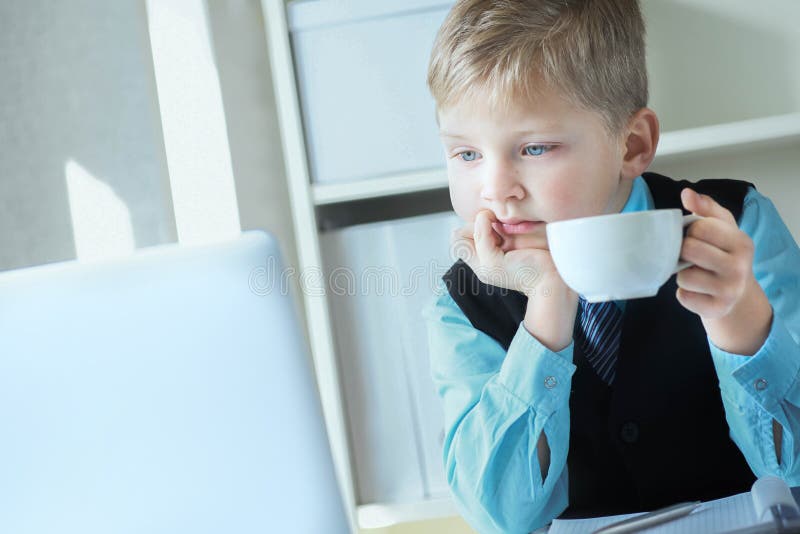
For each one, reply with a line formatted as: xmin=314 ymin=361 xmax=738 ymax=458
xmin=619 ymin=175 xmax=654 ymax=213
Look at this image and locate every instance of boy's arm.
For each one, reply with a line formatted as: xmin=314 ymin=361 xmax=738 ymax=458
xmin=700 ymin=189 xmax=800 ymax=482
xmin=424 ymin=288 xmax=575 ymax=534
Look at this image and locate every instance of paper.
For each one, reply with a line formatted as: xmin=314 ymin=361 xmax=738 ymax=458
xmin=548 ymin=491 xmax=766 ymax=533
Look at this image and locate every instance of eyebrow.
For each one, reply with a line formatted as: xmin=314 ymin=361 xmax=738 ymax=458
xmin=512 ymin=129 xmax=555 ymax=136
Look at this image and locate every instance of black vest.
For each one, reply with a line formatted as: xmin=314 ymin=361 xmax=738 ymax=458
xmin=442 ymin=172 xmax=757 ymax=517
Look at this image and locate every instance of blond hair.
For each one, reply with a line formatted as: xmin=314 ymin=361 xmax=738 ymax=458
xmin=427 ymin=0 xmax=648 ymax=135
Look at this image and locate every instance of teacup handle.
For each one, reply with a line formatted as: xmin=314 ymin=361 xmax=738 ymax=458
xmin=673 ymin=214 xmax=704 ymax=273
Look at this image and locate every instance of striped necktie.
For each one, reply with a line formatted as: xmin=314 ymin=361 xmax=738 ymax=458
xmin=575 ymin=297 xmax=623 ymax=384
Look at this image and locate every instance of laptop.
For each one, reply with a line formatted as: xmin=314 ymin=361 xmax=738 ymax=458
xmin=0 ymin=231 xmax=350 ymax=533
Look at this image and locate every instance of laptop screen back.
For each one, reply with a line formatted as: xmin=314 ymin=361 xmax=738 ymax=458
xmin=0 ymin=232 xmax=349 ymax=533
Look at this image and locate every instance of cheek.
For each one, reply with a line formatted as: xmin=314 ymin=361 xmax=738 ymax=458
xmin=448 ymin=174 xmax=480 ymax=221
xmin=539 ymin=180 xmax=580 ymax=220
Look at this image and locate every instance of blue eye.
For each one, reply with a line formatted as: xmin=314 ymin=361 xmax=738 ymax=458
xmin=459 ymin=150 xmax=479 ymax=162
xmin=524 ymin=145 xmax=550 ymax=156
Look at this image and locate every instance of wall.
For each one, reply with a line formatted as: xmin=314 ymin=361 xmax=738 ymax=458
xmin=641 ymin=0 xmax=800 ymax=237
xmin=204 ymin=0 xmax=299 ymax=286
xmin=0 ymin=0 xmax=300 ymax=280
xmin=652 ymin=143 xmax=800 ymax=238
xmin=0 ymin=0 xmax=175 ymax=270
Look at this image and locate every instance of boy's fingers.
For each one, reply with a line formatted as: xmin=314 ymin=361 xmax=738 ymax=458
xmin=450 ymin=231 xmax=477 ymax=266
xmin=680 ymin=188 xmax=736 ymax=224
xmin=680 ymin=235 xmax=730 ymax=272
xmin=451 ymin=225 xmax=476 ymax=262
xmin=676 ymin=265 xmax=721 ymax=296
xmin=684 ymin=218 xmax=741 ymax=255
xmin=676 ymin=287 xmax=716 ymax=316
xmin=474 ymin=211 xmax=503 ymax=267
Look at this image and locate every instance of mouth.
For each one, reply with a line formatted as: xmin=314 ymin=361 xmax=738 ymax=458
xmin=494 ymin=219 xmax=545 ymax=235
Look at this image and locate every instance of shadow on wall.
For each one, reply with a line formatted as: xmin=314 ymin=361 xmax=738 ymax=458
xmin=0 ymin=0 xmax=176 ymax=272
xmin=203 ymin=1 xmax=299 ymax=278
xmin=644 ymin=0 xmax=794 ymax=131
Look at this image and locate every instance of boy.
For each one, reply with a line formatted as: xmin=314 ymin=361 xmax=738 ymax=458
xmin=423 ymin=1 xmax=800 ymax=532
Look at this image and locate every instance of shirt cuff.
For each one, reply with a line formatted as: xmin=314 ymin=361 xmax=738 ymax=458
xmin=710 ymin=314 xmax=800 ymax=414
xmin=496 ymin=322 xmax=576 ymax=415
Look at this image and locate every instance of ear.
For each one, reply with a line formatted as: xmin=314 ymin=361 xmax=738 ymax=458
xmin=619 ymin=107 xmax=660 ymax=180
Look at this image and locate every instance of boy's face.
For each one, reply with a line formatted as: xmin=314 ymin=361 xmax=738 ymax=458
xmin=438 ymin=85 xmax=634 ymax=252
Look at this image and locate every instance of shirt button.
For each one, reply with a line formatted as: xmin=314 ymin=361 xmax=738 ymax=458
xmin=754 ymin=378 xmax=768 ymax=391
xmin=544 ymin=376 xmax=558 ymax=389
xmin=620 ymin=421 xmax=640 ymax=444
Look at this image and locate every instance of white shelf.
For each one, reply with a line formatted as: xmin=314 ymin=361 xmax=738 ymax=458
xmin=357 ymin=496 xmax=458 ymax=529
xmin=310 ymin=112 xmax=800 ymax=206
xmin=655 ymin=112 xmax=800 ymax=160
xmin=313 ymin=167 xmax=448 ymax=205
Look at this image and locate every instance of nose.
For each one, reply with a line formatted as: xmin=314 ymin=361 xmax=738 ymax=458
xmin=480 ymin=160 xmax=525 ymax=202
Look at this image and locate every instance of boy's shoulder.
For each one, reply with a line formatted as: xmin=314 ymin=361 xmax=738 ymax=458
xmin=438 ymin=260 xmax=527 ymax=351
xmin=423 ymin=279 xmax=469 ymax=324
xmin=643 ymin=172 xmax=754 ymax=222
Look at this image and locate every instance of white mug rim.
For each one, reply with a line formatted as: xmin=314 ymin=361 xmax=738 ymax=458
xmin=546 ymin=208 xmax=682 ymax=231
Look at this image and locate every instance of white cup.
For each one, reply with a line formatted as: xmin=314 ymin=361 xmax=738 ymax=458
xmin=545 ymin=209 xmax=701 ymax=302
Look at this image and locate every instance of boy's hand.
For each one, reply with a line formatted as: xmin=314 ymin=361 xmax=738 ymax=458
xmin=452 ymin=209 xmax=578 ymax=351
xmin=677 ymin=188 xmax=772 ymax=355
xmin=451 ymin=210 xmax=559 ymax=298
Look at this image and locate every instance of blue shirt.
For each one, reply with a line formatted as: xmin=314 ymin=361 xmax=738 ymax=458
xmin=423 ymin=176 xmax=800 ymax=534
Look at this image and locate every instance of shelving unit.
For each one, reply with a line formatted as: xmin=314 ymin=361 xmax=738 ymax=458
xmin=313 ymin=168 xmax=448 ymax=206
xmin=262 ymin=1 xmax=358 ymax=532
xmin=655 ymin=112 xmax=800 ymax=160
xmin=263 ymin=0 xmax=800 ymax=529
xmin=311 ymin=112 xmax=800 ymax=207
